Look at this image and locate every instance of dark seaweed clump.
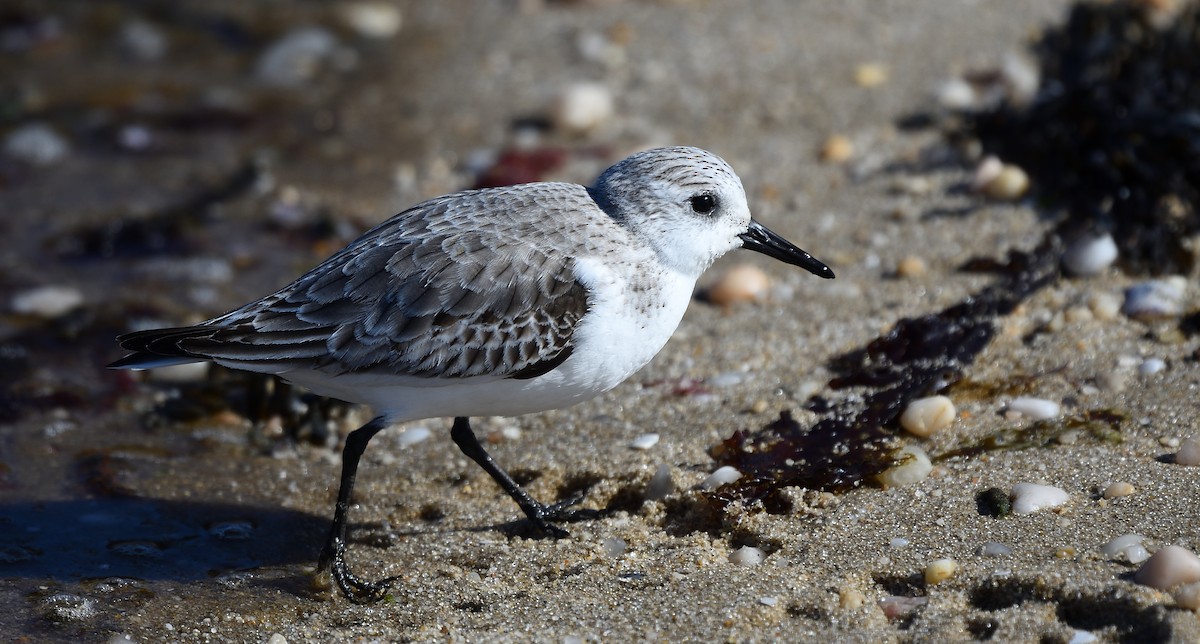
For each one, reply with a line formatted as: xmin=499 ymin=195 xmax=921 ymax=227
xmin=969 ymin=1 xmax=1200 ymax=275
xmin=709 ymin=241 xmax=1061 ymax=507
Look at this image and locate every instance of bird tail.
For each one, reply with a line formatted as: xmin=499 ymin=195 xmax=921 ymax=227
xmin=107 ymin=326 xmax=213 ymax=370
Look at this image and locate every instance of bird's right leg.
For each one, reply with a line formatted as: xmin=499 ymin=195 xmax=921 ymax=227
xmin=316 ymin=415 xmax=399 ymax=602
xmin=450 ymin=416 xmax=599 ymax=537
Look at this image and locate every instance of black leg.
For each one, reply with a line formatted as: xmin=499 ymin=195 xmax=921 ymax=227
xmin=316 ymin=415 xmax=398 ymax=603
xmin=449 ymin=416 xmax=597 ymax=538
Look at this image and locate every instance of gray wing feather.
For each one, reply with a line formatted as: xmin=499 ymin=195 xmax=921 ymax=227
xmin=152 ymin=185 xmax=597 ymax=379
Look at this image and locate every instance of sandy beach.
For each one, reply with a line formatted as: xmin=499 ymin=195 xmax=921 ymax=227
xmin=1 ymin=1 xmax=1198 ymax=641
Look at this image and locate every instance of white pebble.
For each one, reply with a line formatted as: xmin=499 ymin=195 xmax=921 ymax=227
xmin=890 ymin=537 xmax=909 ymax=548
xmin=1100 ymin=534 xmax=1145 ymax=559
xmin=1010 ymin=482 xmax=1069 ymax=514
xmin=395 ymin=426 xmax=431 ymax=447
xmin=728 ymin=545 xmax=765 ymax=566
xmin=256 ymin=28 xmax=341 ymax=87
xmin=1174 ymin=582 xmax=1200 ymax=611
xmin=1062 ymin=233 xmax=1118 ymax=276
xmin=4 ymin=122 xmax=69 ymax=166
xmin=979 ymin=542 xmax=1012 ymax=557
xmin=338 ymin=2 xmax=403 ymax=39
xmin=924 ymin=558 xmax=959 ymax=585
xmin=267 ymin=635 xmax=288 ymax=644
xmin=1068 ymin=630 xmax=1098 ymax=644
xmin=1125 ymin=545 xmax=1151 ymax=565
xmin=702 ymin=465 xmax=742 ymax=490
xmin=119 ymin=20 xmax=168 ymax=61
xmin=1139 ymin=358 xmax=1166 ymax=376
xmin=551 ymin=82 xmax=613 ymax=134
xmin=972 ymin=155 xmax=1004 ymax=190
xmin=935 ymin=77 xmax=976 ymax=110
xmin=1176 ymin=437 xmax=1200 ymax=466
xmin=876 ymin=445 xmax=932 ymax=488
xmin=11 ymin=285 xmax=84 ymax=318
xmin=1122 ymin=277 xmax=1187 ymax=320
xmin=628 ymin=433 xmax=659 ymax=450
xmin=899 ymin=396 xmax=956 ymax=437
xmin=644 ymin=463 xmax=674 ymax=501
xmin=1134 ymin=545 xmax=1200 ymax=590
xmin=1005 ymin=397 xmax=1060 ymax=421
xmin=705 ymin=264 xmax=772 ymax=306
xmin=600 ymin=537 xmax=625 ymax=558
xmin=759 ymin=596 xmax=778 ymax=606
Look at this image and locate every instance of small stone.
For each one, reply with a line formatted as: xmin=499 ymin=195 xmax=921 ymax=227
xmin=924 ymin=558 xmax=958 ymax=585
xmin=1102 ymin=482 xmax=1135 ymax=499
xmin=256 ymin=28 xmax=341 ymax=87
xmin=878 ymin=595 xmax=927 ymax=621
xmin=1010 ymin=482 xmax=1069 ymax=514
xmin=644 ymin=463 xmax=674 ymax=501
xmin=896 ymin=255 xmax=927 ymax=278
xmin=899 ymin=395 xmax=956 ymax=437
xmin=600 ymin=537 xmax=625 ymax=558
xmin=1099 ymin=534 xmax=1147 ymax=558
xmin=705 ymin=264 xmax=771 ymax=306
xmin=1005 ymin=397 xmax=1060 ymax=421
xmin=11 ymin=285 xmax=84 ymax=319
xmin=267 ymin=635 xmax=288 ymax=644
xmin=1122 ymin=277 xmax=1187 ymax=320
xmin=1176 ymin=437 xmax=1200 ymax=466
xmin=1139 ymin=358 xmax=1166 ymax=376
xmin=838 ymin=587 xmax=866 ymax=609
xmin=820 ymin=135 xmax=854 ymax=163
xmin=629 ymin=433 xmax=659 ymax=450
xmin=979 ymin=542 xmax=1013 ymax=557
xmin=338 ymin=2 xmax=403 ymax=39
xmin=702 ymin=465 xmax=742 ymax=490
xmin=1068 ymin=630 xmax=1099 ymax=644
xmin=551 ymin=82 xmax=614 ymax=135
xmin=728 ymin=545 xmax=765 ymax=566
xmin=1174 ymin=582 xmax=1200 ymax=611
xmin=936 ymin=77 xmax=977 ymax=110
xmin=4 ymin=122 xmax=69 ymax=166
xmin=759 ymin=596 xmax=778 ymax=606
xmin=1134 ymin=545 xmax=1200 ymax=590
xmin=119 ymin=20 xmax=168 ymax=61
xmin=981 ymin=164 xmax=1030 ymax=201
xmin=1088 ymin=292 xmax=1122 ymax=321
xmin=1062 ymin=233 xmax=1118 ymax=277
xmin=876 ymin=445 xmax=932 ymax=488
xmin=854 ymin=63 xmax=888 ymax=87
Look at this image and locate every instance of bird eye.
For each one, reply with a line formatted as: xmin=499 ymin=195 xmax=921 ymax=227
xmin=689 ymin=193 xmax=718 ymax=215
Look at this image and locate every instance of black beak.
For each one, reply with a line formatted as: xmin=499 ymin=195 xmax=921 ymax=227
xmin=739 ymin=219 xmax=835 ymax=279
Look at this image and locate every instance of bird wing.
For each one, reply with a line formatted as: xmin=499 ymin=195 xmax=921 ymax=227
xmin=113 ymin=185 xmax=598 ymax=380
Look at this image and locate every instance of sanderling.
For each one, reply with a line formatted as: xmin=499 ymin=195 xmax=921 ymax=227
xmin=109 ymin=146 xmax=833 ymax=601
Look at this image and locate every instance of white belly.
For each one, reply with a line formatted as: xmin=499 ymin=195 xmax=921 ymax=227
xmin=278 ymin=255 xmax=697 ymax=423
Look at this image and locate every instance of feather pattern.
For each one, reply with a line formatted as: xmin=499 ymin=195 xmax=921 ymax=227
xmin=116 ymin=184 xmax=606 ymax=380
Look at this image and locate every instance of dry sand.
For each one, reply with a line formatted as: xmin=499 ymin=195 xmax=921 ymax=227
xmin=1 ymin=1 xmax=1198 ymax=641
